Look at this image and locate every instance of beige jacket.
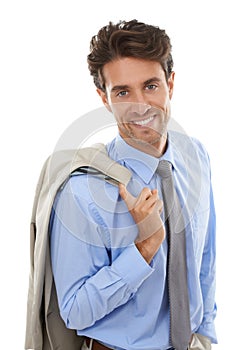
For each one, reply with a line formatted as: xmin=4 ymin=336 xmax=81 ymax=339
xmin=24 ymin=144 xmax=131 ymax=350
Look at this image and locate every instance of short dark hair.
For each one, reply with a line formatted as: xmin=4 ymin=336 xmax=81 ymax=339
xmin=87 ymin=19 xmax=173 ymax=91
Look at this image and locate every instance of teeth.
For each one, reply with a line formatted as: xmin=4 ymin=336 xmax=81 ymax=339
xmin=132 ymin=116 xmax=154 ymax=126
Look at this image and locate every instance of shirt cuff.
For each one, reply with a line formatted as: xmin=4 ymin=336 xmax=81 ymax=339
xmin=196 ymin=322 xmax=218 ymax=344
xmin=111 ymin=243 xmax=154 ymax=293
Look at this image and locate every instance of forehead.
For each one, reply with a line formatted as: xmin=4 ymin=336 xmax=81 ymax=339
xmin=102 ymin=57 xmax=166 ymax=89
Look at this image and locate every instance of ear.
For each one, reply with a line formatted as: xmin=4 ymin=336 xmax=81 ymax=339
xmin=168 ymin=71 xmax=175 ymax=100
xmin=96 ymin=88 xmax=112 ymax=112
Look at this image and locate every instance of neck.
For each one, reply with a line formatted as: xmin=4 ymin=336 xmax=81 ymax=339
xmin=122 ymin=134 xmax=168 ymax=158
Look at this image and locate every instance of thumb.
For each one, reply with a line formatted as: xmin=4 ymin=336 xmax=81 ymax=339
xmin=119 ymin=183 xmax=136 ymax=209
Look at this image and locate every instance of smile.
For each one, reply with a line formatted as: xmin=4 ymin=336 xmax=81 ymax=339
xmin=131 ymin=115 xmax=155 ymax=126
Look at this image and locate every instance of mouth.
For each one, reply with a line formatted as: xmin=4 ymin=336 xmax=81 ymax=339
xmin=130 ymin=115 xmax=155 ymax=126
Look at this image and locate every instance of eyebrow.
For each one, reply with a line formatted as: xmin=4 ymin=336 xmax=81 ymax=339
xmin=110 ymin=77 xmax=162 ymax=93
xmin=144 ymin=77 xmax=162 ymax=85
xmin=111 ymin=84 xmax=130 ymax=93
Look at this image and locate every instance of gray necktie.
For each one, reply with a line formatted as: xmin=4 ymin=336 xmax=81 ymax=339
xmin=156 ymin=160 xmax=191 ymax=350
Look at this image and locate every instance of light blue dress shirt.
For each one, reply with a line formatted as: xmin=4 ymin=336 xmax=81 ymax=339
xmin=50 ymin=131 xmax=217 ymax=350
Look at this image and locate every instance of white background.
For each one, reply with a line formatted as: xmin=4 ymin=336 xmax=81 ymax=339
xmin=1 ymin=0 xmax=250 ymax=348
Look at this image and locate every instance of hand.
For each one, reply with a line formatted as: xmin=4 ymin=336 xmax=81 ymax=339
xmin=119 ymin=184 xmax=165 ymax=264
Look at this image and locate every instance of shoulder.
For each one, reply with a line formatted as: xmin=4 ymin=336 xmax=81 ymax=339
xmin=56 ymin=170 xmax=120 ymax=222
xmin=169 ymin=131 xmax=211 ymax=167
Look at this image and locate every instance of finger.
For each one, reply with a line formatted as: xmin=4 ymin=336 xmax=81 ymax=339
xmin=150 ymin=189 xmax=163 ymax=213
xmin=119 ymin=183 xmax=136 ymax=209
xmin=119 ymin=183 xmax=127 ymax=200
xmin=138 ymin=187 xmax=154 ymax=202
xmin=140 ymin=188 xmax=159 ymax=206
xmin=142 ymin=192 xmax=158 ymax=208
xmin=155 ymin=199 xmax=163 ymax=213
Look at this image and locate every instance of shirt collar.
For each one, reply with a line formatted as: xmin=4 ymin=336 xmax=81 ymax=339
xmin=114 ymin=133 xmax=178 ymax=184
xmin=159 ymin=132 xmax=179 ymax=171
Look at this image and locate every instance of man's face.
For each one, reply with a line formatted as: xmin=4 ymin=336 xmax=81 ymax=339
xmin=97 ymin=57 xmax=174 ymax=155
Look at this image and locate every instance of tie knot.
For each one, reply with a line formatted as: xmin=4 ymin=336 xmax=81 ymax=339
xmin=156 ymin=160 xmax=172 ymax=178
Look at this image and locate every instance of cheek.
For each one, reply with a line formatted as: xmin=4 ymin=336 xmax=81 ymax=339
xmin=152 ymin=95 xmax=170 ymax=114
xmin=162 ymin=89 xmax=171 ymax=111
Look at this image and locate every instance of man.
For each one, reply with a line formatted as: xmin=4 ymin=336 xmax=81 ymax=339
xmin=50 ymin=19 xmax=217 ymax=350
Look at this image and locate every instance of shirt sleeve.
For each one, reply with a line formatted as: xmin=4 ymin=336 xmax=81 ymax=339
xmin=50 ymin=184 xmax=154 ymax=331
xmin=197 ymin=182 xmax=218 ymax=344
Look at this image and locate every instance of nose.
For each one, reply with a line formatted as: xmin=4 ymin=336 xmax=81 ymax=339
xmin=129 ymin=91 xmax=151 ymax=115
xmin=130 ymin=102 xmax=151 ymax=116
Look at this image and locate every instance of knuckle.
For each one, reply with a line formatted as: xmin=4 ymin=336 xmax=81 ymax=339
xmin=142 ymin=187 xmax=151 ymax=195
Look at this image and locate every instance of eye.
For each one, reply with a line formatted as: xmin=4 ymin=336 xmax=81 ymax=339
xmin=145 ymin=84 xmax=157 ymax=91
xmin=117 ymin=90 xmax=128 ymax=97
